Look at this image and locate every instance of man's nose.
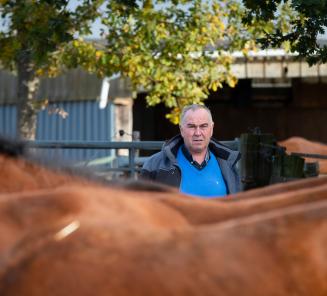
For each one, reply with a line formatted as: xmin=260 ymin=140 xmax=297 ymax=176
xmin=194 ymin=127 xmax=201 ymax=135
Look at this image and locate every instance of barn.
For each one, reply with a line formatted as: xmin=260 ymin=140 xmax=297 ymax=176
xmin=1 ymin=47 xmax=327 ymax=163
xmin=134 ymin=49 xmax=327 ymax=144
xmin=0 ymin=68 xmax=132 ymax=163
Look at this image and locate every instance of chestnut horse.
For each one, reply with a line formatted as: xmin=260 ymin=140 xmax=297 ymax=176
xmin=279 ymin=136 xmax=327 ymax=174
xmin=0 ymin=137 xmax=326 ymax=296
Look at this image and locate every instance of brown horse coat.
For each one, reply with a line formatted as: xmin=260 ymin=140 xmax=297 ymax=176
xmin=0 ymin=185 xmax=326 ymax=296
xmin=279 ymin=136 xmax=327 ymax=174
xmin=0 ymin=141 xmax=326 ymax=295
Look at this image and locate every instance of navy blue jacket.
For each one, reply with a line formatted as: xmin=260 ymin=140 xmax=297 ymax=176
xmin=140 ymin=135 xmax=241 ymax=194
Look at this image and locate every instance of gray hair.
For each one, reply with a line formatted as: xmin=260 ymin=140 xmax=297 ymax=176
xmin=179 ymin=104 xmax=213 ymax=125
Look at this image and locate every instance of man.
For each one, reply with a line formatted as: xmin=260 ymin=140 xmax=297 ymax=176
xmin=141 ymin=104 xmax=241 ymax=198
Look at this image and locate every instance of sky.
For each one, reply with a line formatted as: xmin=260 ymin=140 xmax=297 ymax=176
xmin=68 ymin=0 xmax=105 ymax=38
xmin=1 ymin=0 xmax=326 ymax=39
xmin=0 ymin=0 xmax=105 ymax=38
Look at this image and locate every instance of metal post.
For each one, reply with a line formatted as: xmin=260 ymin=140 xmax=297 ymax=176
xmin=132 ymin=131 xmax=140 ymax=141
xmin=131 ymin=130 xmax=140 ymax=179
xmin=129 ymin=147 xmax=136 ymax=179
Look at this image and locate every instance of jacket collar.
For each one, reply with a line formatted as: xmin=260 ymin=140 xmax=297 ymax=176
xmin=162 ymin=134 xmax=183 ymax=163
xmin=163 ymin=134 xmax=240 ymax=166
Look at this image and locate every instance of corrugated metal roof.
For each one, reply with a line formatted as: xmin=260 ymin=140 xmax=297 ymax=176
xmin=38 ymin=69 xmax=102 ymax=102
xmin=0 ymin=68 xmax=132 ymax=104
xmin=228 ymin=49 xmax=327 ymax=79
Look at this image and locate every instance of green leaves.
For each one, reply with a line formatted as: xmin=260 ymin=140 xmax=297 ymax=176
xmin=243 ymin=0 xmax=327 ymax=65
xmin=0 ymin=0 xmax=103 ymax=72
xmin=98 ymin=0 xmax=261 ymax=124
xmin=0 ymin=0 xmax=300 ymax=126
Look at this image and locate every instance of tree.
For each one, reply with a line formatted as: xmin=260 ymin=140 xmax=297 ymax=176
xmin=0 ymin=0 xmax=103 ymax=139
xmin=96 ymin=0 xmax=294 ymax=123
xmin=66 ymin=0 xmax=282 ymax=124
xmin=1 ymin=0 xmax=290 ymax=136
xmin=242 ymin=0 xmax=327 ymax=65
xmin=99 ymin=0 xmax=260 ymax=123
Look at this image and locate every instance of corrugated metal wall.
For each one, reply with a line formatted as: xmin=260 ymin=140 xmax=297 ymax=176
xmin=0 ymin=100 xmax=115 ymax=163
xmin=0 ymin=104 xmax=16 ymax=138
xmin=0 ymin=68 xmax=135 ymax=168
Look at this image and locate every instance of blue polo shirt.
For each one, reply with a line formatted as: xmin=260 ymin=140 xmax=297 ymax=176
xmin=176 ymin=146 xmax=227 ymax=198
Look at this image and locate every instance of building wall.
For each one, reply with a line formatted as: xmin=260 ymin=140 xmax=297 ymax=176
xmin=133 ymin=78 xmax=327 ymax=144
xmin=0 ymin=101 xmax=115 ymax=162
xmin=0 ymin=68 xmax=133 ymax=163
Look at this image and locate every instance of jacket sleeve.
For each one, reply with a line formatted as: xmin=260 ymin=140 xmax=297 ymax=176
xmin=139 ymin=156 xmax=157 ymax=181
xmin=140 ymin=167 xmax=155 ymax=181
xmin=232 ymin=164 xmax=241 ymax=193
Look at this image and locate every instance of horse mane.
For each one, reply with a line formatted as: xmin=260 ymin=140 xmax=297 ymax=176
xmin=0 ymin=135 xmax=175 ymax=193
xmin=0 ymin=136 xmax=25 ymax=157
xmin=0 ymin=135 xmax=109 ymax=188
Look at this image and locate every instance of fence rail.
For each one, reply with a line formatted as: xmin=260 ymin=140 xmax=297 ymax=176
xmin=26 ymin=140 xmax=239 ymax=179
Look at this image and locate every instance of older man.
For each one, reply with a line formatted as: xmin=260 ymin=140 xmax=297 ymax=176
xmin=141 ymin=104 xmax=241 ymax=197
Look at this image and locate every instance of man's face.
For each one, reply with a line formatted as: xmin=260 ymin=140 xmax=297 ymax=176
xmin=180 ymin=108 xmax=214 ymax=154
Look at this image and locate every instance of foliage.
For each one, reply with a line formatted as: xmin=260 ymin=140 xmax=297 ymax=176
xmin=242 ymin=0 xmax=327 ymax=65
xmin=63 ymin=0 xmax=282 ymax=124
xmin=0 ymin=0 xmax=103 ymax=73
xmin=0 ymin=0 xmax=293 ymax=129
xmin=82 ymin=0 xmax=273 ymax=124
xmin=0 ymin=0 xmax=104 ymax=139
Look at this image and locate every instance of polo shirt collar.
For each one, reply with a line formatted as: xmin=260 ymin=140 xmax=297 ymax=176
xmin=181 ymin=145 xmax=210 ymax=170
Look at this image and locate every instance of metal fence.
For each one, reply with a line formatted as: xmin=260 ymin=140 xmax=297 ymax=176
xmin=26 ymin=139 xmax=240 ymax=179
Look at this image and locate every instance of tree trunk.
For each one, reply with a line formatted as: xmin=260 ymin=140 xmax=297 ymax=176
xmin=16 ymin=51 xmax=40 ymax=140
